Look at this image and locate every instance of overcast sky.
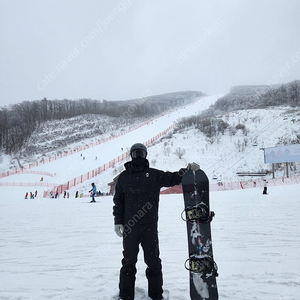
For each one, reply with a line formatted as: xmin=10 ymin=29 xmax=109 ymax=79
xmin=1 ymin=0 xmax=300 ymax=106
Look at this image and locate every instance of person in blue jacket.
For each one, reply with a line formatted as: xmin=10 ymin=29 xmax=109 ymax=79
xmin=89 ymin=183 xmax=97 ymax=202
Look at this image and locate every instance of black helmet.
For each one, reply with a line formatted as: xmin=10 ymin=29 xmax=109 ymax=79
xmin=130 ymin=143 xmax=147 ymax=158
xmin=91 ymin=183 xmax=95 ymax=186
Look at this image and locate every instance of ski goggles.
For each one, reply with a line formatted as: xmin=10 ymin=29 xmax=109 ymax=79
xmin=131 ymin=149 xmax=147 ymax=159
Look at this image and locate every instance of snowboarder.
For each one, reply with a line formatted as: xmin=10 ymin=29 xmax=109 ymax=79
xmin=89 ymin=183 xmax=97 ymax=202
xmin=113 ymin=143 xmax=199 ymax=300
xmin=263 ymin=179 xmax=268 ymax=194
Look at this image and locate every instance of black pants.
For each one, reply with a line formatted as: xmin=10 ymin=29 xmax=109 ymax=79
xmin=119 ymin=223 xmax=163 ymax=300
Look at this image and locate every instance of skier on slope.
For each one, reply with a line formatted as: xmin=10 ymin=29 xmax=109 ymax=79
xmin=89 ymin=183 xmax=97 ymax=202
xmin=113 ymin=143 xmax=199 ymax=300
xmin=263 ymin=179 xmax=268 ymax=194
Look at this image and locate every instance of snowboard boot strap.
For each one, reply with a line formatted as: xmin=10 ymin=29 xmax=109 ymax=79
xmin=182 ymin=203 xmax=215 ymax=223
xmin=185 ymin=255 xmax=218 ymax=279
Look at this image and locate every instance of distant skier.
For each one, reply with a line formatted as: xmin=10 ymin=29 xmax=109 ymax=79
xmin=89 ymin=183 xmax=97 ymax=202
xmin=35 ymin=190 xmax=38 ymax=197
xmin=25 ymin=192 xmax=28 ymax=199
xmin=263 ymin=179 xmax=268 ymax=194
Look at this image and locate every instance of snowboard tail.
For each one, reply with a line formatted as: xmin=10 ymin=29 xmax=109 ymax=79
xmin=182 ymin=169 xmax=218 ymax=300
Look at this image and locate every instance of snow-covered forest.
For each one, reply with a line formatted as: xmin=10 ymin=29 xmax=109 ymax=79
xmin=213 ymin=80 xmax=300 ymax=112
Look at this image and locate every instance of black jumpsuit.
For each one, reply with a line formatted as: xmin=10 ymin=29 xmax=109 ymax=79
xmin=113 ymin=159 xmax=183 ymax=300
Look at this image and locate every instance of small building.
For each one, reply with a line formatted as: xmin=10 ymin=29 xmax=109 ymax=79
xmin=108 ymin=174 xmax=120 ymax=195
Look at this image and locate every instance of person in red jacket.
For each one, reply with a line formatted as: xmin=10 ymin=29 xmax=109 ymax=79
xmin=113 ymin=143 xmax=199 ymax=300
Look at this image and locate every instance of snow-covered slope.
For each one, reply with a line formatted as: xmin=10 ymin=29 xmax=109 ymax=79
xmin=0 ymin=184 xmax=299 ymax=300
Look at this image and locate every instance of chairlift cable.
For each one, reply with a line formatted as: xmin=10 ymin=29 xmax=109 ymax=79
xmin=206 ymin=113 xmax=284 ymax=178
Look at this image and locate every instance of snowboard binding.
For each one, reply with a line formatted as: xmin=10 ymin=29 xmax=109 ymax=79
xmin=181 ymin=203 xmax=215 ymax=223
xmin=185 ymin=255 xmax=219 ymax=279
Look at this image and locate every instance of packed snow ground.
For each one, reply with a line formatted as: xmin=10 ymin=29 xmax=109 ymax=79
xmin=0 ymin=95 xmax=300 ymax=299
xmin=1 ymin=185 xmax=299 ymax=300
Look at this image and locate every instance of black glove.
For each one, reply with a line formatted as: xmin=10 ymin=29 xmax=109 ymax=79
xmin=179 ymin=168 xmax=187 ymax=176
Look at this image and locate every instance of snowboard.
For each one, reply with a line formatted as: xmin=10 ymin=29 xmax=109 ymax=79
xmin=182 ymin=169 xmax=218 ymax=300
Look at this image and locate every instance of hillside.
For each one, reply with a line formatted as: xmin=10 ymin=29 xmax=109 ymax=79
xmin=0 ymin=91 xmax=205 ymax=170
xmin=2 ymin=81 xmax=300 ymax=173
xmin=0 ymin=90 xmax=204 ymax=159
xmin=213 ymin=80 xmax=300 ymax=112
xmin=87 ymin=105 xmax=299 ymax=195
xmin=1 ymin=92 xmax=300 ymax=196
xmin=2 ymin=98 xmax=300 ymax=198
xmin=19 ymin=114 xmax=145 ymax=166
